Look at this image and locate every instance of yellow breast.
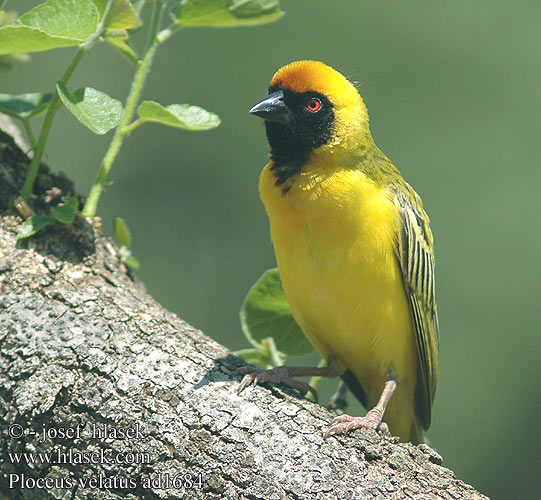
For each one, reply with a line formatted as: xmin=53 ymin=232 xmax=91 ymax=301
xmin=259 ymin=159 xmax=418 ymax=418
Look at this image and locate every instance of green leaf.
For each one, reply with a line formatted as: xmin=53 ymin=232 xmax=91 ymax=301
xmin=175 ymin=0 xmax=283 ymax=27
xmin=130 ymin=0 xmax=146 ymax=32
xmin=50 ymin=197 xmax=78 ymax=224
xmin=132 ymin=0 xmax=146 ymax=16
xmin=0 ymin=92 xmax=53 ymax=119
xmin=122 ymin=254 xmax=140 ymax=269
xmin=234 ymin=337 xmax=284 ymax=368
xmin=119 ymin=246 xmax=139 ymax=269
xmin=16 ymin=215 xmax=54 ymax=239
xmin=56 ymin=83 xmax=123 ymax=135
xmin=137 ymin=101 xmax=220 ymax=130
xmin=106 ymin=35 xmax=138 ymax=63
xmin=91 ymin=0 xmax=137 ymax=31
xmin=240 ymin=268 xmax=314 ymax=357
xmin=0 ymin=0 xmax=100 ymax=56
xmin=113 ymin=217 xmax=131 ymax=247
xmin=234 ymin=347 xmax=273 ymax=367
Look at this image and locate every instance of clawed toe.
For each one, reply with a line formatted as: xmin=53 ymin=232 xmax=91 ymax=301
xmin=237 ymin=373 xmax=256 ymax=394
xmin=324 ymin=413 xmax=382 ymax=439
xmin=379 ymin=422 xmax=390 ymax=436
xmin=234 ymin=365 xmax=259 ymax=375
xmin=235 ymin=365 xmax=318 ymax=401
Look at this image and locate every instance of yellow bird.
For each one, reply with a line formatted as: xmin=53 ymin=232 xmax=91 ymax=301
xmin=239 ymin=60 xmax=439 ymax=444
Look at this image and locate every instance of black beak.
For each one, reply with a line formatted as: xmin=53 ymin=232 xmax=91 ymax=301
xmin=249 ymin=90 xmax=290 ymax=125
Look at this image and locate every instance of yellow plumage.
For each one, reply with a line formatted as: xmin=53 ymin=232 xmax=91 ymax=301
xmin=251 ymin=61 xmax=439 ymax=443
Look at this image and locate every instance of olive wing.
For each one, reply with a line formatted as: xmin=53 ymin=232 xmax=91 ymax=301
xmin=394 ymin=187 xmax=440 ymax=429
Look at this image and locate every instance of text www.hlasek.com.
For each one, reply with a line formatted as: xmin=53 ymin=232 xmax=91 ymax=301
xmin=9 ymin=448 xmax=150 ymax=466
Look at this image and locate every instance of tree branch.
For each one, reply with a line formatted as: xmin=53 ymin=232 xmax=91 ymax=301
xmin=0 ymin=123 xmax=488 ymax=500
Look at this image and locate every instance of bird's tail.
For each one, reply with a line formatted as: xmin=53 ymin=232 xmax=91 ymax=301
xmin=409 ymin=417 xmax=425 ymax=445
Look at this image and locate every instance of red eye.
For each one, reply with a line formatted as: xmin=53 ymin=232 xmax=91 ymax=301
xmin=306 ymin=98 xmax=322 ymax=113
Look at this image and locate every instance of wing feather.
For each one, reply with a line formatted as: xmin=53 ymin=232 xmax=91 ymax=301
xmin=394 ymin=186 xmax=440 ymax=430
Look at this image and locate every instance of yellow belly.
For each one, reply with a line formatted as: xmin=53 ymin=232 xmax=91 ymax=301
xmin=260 ymin=161 xmax=418 ymax=440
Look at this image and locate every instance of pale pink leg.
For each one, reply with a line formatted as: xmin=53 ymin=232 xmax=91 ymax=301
xmin=324 ymin=379 xmax=397 ymax=438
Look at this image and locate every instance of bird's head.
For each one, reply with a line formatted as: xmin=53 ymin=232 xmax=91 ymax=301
xmin=250 ymin=60 xmax=372 ymax=171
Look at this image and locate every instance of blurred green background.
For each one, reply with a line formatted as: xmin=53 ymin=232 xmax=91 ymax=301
xmin=3 ymin=1 xmax=540 ymax=498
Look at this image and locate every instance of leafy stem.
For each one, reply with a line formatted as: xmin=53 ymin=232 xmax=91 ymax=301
xmin=82 ymin=0 xmax=166 ymax=217
xmin=6 ymin=0 xmax=283 ymax=216
xmin=121 ymin=119 xmax=144 ymax=136
xmin=18 ymin=0 xmax=116 ymax=201
xmin=157 ymin=21 xmax=178 ymax=44
xmin=20 ymin=47 xmax=86 ymax=200
xmin=21 ymin=119 xmax=36 ymax=152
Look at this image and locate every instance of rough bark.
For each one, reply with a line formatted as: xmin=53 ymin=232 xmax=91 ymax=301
xmin=0 ymin=123 xmax=489 ymax=500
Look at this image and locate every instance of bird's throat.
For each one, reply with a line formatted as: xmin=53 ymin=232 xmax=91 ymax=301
xmin=264 ymin=109 xmax=334 ymax=191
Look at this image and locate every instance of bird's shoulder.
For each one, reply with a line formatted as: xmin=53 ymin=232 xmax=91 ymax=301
xmin=359 ymin=147 xmax=434 ymax=248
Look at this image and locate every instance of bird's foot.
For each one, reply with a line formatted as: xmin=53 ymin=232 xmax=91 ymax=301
xmin=236 ymin=365 xmax=318 ymax=401
xmin=324 ymin=408 xmax=388 ymax=438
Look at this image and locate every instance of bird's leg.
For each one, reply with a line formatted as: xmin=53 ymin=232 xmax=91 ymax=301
xmin=236 ymin=364 xmax=339 ymax=403
xmin=328 ymin=380 xmax=348 ymax=411
xmin=324 ymin=379 xmax=397 ymax=438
